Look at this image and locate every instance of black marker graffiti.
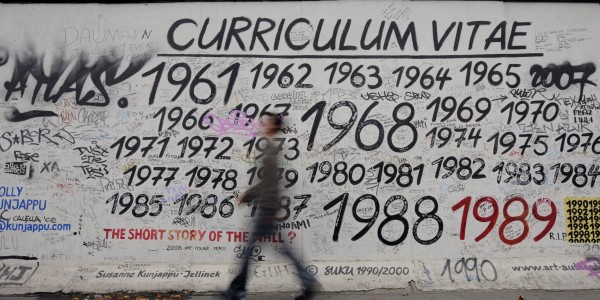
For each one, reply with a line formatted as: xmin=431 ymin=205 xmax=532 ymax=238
xmin=4 ymin=107 xmax=58 ymax=122
xmin=0 ymin=47 xmax=151 ymax=110
xmin=530 ymin=62 xmax=596 ymax=101
xmin=0 ymin=256 xmax=39 ymax=287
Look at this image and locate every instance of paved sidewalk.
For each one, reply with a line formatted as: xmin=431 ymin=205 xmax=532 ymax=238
xmin=2 ymin=290 xmax=600 ymax=300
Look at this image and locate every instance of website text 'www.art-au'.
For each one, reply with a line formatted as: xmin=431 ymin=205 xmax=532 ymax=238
xmin=511 ymin=258 xmax=600 ymax=278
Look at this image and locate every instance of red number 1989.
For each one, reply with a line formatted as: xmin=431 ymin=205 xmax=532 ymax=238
xmin=452 ymin=196 xmax=556 ymax=245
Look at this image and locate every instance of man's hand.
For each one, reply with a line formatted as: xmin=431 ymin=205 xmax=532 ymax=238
xmin=236 ymin=191 xmax=248 ymax=206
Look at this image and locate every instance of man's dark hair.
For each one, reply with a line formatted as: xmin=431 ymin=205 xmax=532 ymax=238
xmin=262 ymin=112 xmax=283 ymax=128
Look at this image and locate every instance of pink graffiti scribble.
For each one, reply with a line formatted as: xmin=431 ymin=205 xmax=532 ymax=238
xmin=204 ymin=110 xmax=259 ymax=137
xmin=575 ymin=256 xmax=600 ymax=279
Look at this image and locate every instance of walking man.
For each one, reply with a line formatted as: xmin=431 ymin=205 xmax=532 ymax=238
xmin=222 ymin=112 xmax=318 ymax=300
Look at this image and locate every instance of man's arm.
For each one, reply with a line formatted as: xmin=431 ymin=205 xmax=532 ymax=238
xmin=236 ymin=181 xmax=264 ymax=205
xmin=238 ymin=142 xmax=277 ymax=206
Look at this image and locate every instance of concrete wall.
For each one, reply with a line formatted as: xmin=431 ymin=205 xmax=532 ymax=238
xmin=0 ymin=1 xmax=599 ymax=294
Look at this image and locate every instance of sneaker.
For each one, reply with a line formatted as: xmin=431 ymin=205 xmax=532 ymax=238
xmin=295 ymin=282 xmax=319 ymax=300
xmin=221 ymin=289 xmax=246 ymax=300
xmin=294 ymin=289 xmax=313 ymax=300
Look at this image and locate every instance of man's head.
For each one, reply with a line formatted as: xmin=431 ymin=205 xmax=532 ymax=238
xmin=261 ymin=112 xmax=282 ymax=137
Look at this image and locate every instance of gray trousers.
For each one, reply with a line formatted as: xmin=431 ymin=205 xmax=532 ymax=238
xmin=228 ymin=211 xmax=316 ymax=294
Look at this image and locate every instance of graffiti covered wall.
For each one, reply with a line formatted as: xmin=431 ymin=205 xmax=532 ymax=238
xmin=1 ymin=1 xmax=599 ymax=293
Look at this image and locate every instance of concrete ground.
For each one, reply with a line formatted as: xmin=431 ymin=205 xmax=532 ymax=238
xmin=1 ymin=290 xmax=600 ymax=300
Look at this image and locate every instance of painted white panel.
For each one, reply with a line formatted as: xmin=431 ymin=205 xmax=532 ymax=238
xmin=0 ymin=2 xmax=599 ymax=293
